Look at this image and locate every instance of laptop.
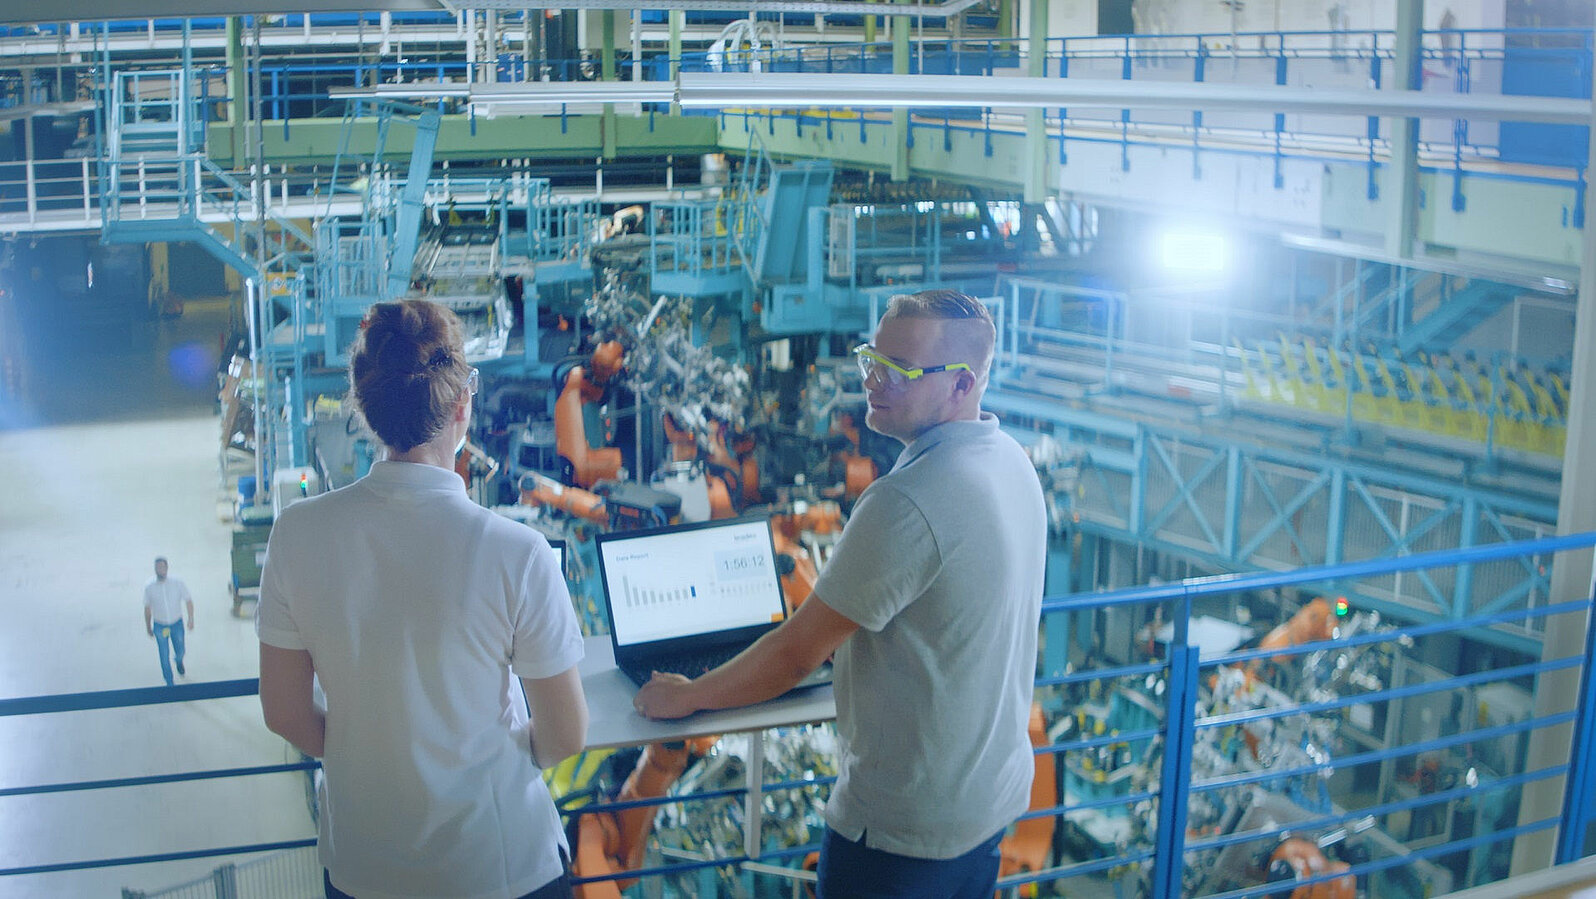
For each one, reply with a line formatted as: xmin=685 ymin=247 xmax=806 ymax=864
xmin=595 ymin=515 xmax=830 ymax=691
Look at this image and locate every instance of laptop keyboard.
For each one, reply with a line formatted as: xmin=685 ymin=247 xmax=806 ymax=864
xmin=620 ymin=645 xmax=746 ymax=684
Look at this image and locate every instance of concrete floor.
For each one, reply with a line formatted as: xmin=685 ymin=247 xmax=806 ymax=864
xmin=0 ymin=298 xmax=314 ymax=898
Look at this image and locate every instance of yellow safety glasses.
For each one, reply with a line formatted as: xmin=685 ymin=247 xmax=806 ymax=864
xmin=853 ymin=344 xmax=972 ymax=389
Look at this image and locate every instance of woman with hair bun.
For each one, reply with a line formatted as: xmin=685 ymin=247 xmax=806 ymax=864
xmin=257 ymin=298 xmax=588 ymax=899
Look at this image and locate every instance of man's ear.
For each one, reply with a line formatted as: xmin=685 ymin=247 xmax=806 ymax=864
xmin=953 ymin=369 xmax=976 ymax=398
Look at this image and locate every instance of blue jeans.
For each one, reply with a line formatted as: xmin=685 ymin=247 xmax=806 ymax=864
xmin=153 ymin=620 xmax=185 ymax=686
xmin=817 ymin=827 xmax=1005 ymax=899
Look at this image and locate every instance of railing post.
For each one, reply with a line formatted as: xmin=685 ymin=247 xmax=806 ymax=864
xmin=24 ymin=158 xmax=37 ymax=223
xmin=1555 ymin=585 xmax=1596 ymax=863
xmin=1367 ymin=52 xmax=1382 ymax=200
xmin=211 ymin=861 xmax=237 ymax=899
xmin=1192 ymin=40 xmax=1206 ymax=180
xmin=1268 ymin=34 xmax=1288 ymax=190
xmin=1120 ymin=35 xmax=1132 ymax=171
xmin=1151 ymin=588 xmax=1197 ymax=899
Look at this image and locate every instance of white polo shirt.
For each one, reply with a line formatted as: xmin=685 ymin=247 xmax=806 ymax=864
xmin=144 ymin=576 xmax=192 ymax=625
xmin=813 ymin=413 xmax=1047 ymax=859
xmin=257 ymin=461 xmax=584 ymax=899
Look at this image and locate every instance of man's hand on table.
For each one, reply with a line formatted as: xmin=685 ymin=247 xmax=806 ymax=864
xmin=633 ymin=672 xmax=700 ymax=719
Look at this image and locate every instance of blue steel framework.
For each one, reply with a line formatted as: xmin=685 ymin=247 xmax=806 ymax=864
xmin=988 ymin=379 xmax=1562 ymax=650
xmin=31 ymin=20 xmax=1580 ymax=643
xmin=2 ymin=27 xmax=1587 ymax=198
xmin=3 ymin=533 xmax=1595 ymax=896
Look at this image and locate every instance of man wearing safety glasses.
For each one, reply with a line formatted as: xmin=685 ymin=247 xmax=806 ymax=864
xmin=637 ymin=289 xmax=1047 ymax=899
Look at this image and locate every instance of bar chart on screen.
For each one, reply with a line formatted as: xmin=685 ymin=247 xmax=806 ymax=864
xmin=620 ymin=577 xmax=698 ymax=608
xmin=598 ymin=517 xmax=790 ymax=647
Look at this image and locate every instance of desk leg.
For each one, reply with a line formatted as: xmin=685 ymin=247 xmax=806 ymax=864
xmin=744 ymin=729 xmax=766 ymax=860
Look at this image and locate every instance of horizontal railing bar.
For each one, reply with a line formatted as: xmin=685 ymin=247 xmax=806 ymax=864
xmin=1197 ymin=655 xmax=1582 ymax=730
xmin=0 ymin=761 xmax=318 ymax=799
xmin=1188 ymin=765 xmax=1562 ymax=855
xmin=0 ymin=678 xmax=259 ymax=717
xmin=1202 ymin=819 xmax=1557 ymax=899
xmin=0 ymin=839 xmax=316 ymax=878
xmin=1195 ymin=712 xmax=1576 ymax=793
xmin=1042 ymin=532 xmax=1596 ymax=612
xmin=1205 ymin=600 xmax=1589 ymax=669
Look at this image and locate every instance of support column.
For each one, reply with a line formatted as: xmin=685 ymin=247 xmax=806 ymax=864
xmin=225 ymin=17 xmax=246 ymax=167
xmin=630 ymin=9 xmax=642 ymax=81
xmin=1510 ymin=60 xmax=1596 ymax=875
xmin=600 ymin=9 xmax=616 ymax=80
xmin=483 ymin=11 xmax=498 ymax=83
xmin=601 ymin=9 xmax=616 ymax=160
xmin=890 ymin=2 xmax=909 ymax=182
xmin=1024 ymin=0 xmax=1049 ymax=203
xmin=1384 ymin=0 xmax=1423 ymax=258
xmin=864 ymin=0 xmax=877 ymax=45
xmin=669 ymin=10 xmax=684 ymax=113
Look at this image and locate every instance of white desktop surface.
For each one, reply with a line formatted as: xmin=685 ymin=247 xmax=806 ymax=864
xmin=579 ymin=635 xmax=837 ymax=750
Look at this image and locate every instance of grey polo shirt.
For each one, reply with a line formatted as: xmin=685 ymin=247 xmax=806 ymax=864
xmin=813 ymin=412 xmax=1048 ymax=859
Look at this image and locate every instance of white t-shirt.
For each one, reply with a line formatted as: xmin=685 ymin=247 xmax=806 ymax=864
xmin=256 ymin=461 xmax=584 ymax=899
xmin=143 ymin=576 xmax=192 ymax=625
xmin=813 ymin=413 xmax=1047 ymax=859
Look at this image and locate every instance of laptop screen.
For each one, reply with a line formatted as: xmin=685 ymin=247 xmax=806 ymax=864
xmin=595 ymin=516 xmax=787 ymax=650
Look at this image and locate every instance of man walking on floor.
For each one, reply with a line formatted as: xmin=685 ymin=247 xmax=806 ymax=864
xmin=635 ymin=289 xmax=1047 ymax=899
xmin=144 ymin=556 xmax=195 ymax=687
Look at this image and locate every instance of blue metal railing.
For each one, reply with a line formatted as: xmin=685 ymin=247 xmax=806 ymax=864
xmin=4 ymin=532 xmax=1595 ymax=896
xmin=7 ymin=28 xmax=1583 ymax=222
xmin=167 ymin=28 xmax=1583 ymax=167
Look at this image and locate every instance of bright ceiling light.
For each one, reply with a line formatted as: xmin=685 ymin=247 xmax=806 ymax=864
xmin=1158 ymin=228 xmax=1228 ymax=275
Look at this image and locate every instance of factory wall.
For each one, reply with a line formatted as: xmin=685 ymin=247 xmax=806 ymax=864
xmin=1128 ymin=0 xmax=1508 ymax=35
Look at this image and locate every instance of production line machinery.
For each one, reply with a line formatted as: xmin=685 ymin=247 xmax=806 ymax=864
xmin=1044 ymin=594 xmax=1464 ymax=899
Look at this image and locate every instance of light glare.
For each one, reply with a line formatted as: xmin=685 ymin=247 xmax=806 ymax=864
xmin=1158 ymin=229 xmax=1228 ymax=275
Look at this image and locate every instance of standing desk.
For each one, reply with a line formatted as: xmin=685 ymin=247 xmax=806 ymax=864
xmin=578 ymin=635 xmax=837 ymax=862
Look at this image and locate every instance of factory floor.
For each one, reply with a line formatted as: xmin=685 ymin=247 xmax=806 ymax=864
xmin=1439 ymin=855 xmax=1596 ymax=898
xmin=0 ymin=297 xmax=313 ymax=898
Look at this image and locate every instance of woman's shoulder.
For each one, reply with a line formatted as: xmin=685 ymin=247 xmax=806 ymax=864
xmin=471 ymin=505 xmax=551 ymax=551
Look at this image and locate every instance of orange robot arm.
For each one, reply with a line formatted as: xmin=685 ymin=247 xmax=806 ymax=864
xmin=555 ymin=341 xmax=626 ymax=488
xmin=1267 ymin=837 xmax=1355 ymax=899
xmin=520 ymin=472 xmax=609 ymax=526
xmin=573 ymin=738 xmax=716 ymax=899
xmin=998 ymin=703 xmax=1057 ymax=886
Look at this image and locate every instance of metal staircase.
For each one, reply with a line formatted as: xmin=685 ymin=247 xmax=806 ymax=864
xmin=96 ymin=69 xmax=446 ymax=484
xmin=314 ymin=99 xmax=442 ymax=366
xmin=101 ymin=69 xmax=315 ymax=283
xmin=1398 ymin=278 xmax=1518 ymax=356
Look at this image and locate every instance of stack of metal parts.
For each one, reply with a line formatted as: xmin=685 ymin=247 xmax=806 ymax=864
xmin=653 ymin=726 xmax=837 ymax=894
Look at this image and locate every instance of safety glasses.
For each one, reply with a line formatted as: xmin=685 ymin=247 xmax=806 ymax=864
xmin=464 ymin=367 xmax=480 ymax=397
xmin=853 ymin=344 xmax=971 ymax=389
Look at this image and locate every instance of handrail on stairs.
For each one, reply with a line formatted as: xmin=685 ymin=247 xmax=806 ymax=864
xmin=725 ymin=124 xmax=775 ymax=289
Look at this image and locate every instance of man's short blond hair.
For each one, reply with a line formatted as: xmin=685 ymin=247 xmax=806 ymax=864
xmin=884 ymin=289 xmax=995 ymax=379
